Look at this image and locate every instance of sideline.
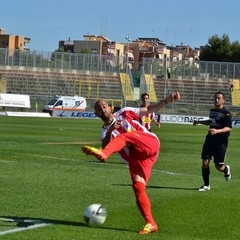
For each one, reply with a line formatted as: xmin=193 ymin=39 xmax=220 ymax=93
xmin=0 ymin=218 xmax=52 ymax=236
xmin=29 ymin=154 xmax=188 ymax=176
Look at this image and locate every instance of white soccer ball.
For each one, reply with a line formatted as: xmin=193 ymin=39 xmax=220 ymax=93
xmin=83 ymin=203 xmax=107 ymax=226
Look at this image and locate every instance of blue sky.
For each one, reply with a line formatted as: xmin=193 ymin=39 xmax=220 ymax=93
xmin=1 ymin=0 xmax=239 ymax=52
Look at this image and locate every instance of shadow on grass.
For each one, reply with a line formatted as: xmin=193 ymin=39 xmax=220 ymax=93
xmin=89 ymin=160 xmax=125 ymax=165
xmin=0 ymin=216 xmax=84 ymax=228
xmin=112 ymin=183 xmax=198 ymax=191
xmin=0 ymin=216 xmax=135 ymax=233
xmin=147 ymin=185 xmax=198 ymax=191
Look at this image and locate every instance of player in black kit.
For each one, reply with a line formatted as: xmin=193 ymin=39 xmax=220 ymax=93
xmin=193 ymin=91 xmax=232 ymax=191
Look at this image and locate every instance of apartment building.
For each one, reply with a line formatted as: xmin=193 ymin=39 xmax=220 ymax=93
xmin=58 ymin=35 xmax=200 ymax=71
xmin=0 ymin=28 xmax=31 ymax=50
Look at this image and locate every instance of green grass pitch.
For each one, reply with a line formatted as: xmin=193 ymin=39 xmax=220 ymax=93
xmin=0 ymin=116 xmax=239 ymax=240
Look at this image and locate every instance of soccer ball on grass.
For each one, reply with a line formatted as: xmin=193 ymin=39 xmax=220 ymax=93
xmin=83 ymin=203 xmax=107 ymax=226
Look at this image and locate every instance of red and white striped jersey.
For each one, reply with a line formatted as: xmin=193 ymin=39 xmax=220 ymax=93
xmin=139 ymin=112 xmax=156 ymax=131
xmin=101 ymin=107 xmax=158 ymax=162
xmin=100 ymin=107 xmax=149 ymax=140
xmin=100 ymin=107 xmax=158 ymax=162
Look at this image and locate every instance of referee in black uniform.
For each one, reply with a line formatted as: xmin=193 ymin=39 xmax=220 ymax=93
xmin=193 ymin=91 xmax=232 ymax=191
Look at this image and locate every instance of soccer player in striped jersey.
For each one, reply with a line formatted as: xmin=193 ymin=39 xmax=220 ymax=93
xmin=82 ymin=91 xmax=180 ymax=234
xmin=139 ymin=93 xmax=160 ymax=132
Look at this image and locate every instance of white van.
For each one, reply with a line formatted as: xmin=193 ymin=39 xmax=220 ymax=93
xmin=43 ymin=96 xmax=87 ymax=115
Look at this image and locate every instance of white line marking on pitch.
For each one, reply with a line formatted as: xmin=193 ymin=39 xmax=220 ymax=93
xmin=0 ymin=218 xmax=52 ymax=236
xmin=30 ymin=154 xmax=80 ymax=162
xmin=153 ymin=169 xmax=189 ymax=176
xmin=0 ymin=222 xmax=52 ymax=236
xmin=29 ymin=154 xmax=189 ymax=176
xmin=0 ymin=159 xmax=14 ymax=163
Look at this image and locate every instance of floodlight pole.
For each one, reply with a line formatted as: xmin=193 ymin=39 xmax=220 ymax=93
xmin=163 ymin=57 xmax=169 ymax=114
xmin=124 ymin=34 xmax=131 ymax=107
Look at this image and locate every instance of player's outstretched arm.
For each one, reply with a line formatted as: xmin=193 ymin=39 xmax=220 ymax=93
xmin=193 ymin=119 xmax=210 ymax=126
xmin=139 ymin=91 xmax=180 ymax=117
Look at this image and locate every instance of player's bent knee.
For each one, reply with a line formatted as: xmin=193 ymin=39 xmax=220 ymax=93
xmin=215 ymin=163 xmax=224 ymax=171
xmin=132 ymin=181 xmax=145 ymax=194
xmin=202 ymin=159 xmax=210 ymax=168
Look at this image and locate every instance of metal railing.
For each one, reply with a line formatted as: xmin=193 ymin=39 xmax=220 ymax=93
xmin=0 ymin=48 xmax=122 ymax=74
xmin=1 ymin=48 xmax=240 ymax=81
xmin=142 ymin=58 xmax=240 ymax=81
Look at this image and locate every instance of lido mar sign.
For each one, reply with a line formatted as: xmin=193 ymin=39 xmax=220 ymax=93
xmin=0 ymin=94 xmax=30 ymax=108
xmin=50 ymin=110 xmax=240 ymax=128
xmin=159 ymin=114 xmax=240 ymax=128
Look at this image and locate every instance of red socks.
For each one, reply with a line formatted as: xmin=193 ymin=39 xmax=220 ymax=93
xmin=132 ymin=181 xmax=155 ymax=224
xmin=102 ymin=135 xmax=156 ymax=225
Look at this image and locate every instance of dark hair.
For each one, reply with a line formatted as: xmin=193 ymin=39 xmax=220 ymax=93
xmin=94 ymin=99 xmax=108 ymax=110
xmin=141 ymin=93 xmax=149 ymax=100
xmin=215 ymin=91 xmax=225 ymax=99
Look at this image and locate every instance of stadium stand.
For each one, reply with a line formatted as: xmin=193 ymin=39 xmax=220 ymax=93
xmin=0 ymin=57 xmax=239 ymax=116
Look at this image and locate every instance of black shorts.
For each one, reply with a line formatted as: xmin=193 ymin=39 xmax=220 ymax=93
xmin=201 ymin=138 xmax=227 ymax=166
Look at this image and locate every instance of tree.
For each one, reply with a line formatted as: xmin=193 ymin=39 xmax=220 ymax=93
xmin=230 ymin=40 xmax=240 ymax=62
xmin=200 ymin=34 xmax=240 ymax=62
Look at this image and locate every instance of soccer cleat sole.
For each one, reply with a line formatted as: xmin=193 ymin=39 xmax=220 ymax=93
xmin=138 ymin=223 xmax=158 ymax=235
xmin=82 ymin=145 xmax=107 ymax=161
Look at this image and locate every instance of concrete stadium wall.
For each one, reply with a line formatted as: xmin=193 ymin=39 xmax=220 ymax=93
xmin=0 ymin=67 xmax=123 ymax=112
xmin=0 ymin=66 xmax=237 ymax=116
